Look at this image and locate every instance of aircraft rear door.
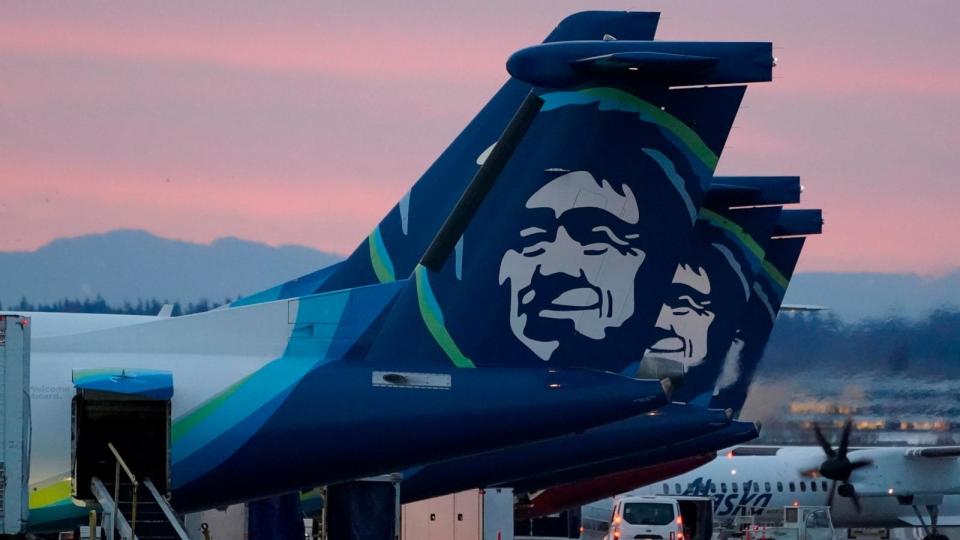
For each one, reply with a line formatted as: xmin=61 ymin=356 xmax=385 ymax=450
xmin=70 ymin=368 xmax=172 ymax=502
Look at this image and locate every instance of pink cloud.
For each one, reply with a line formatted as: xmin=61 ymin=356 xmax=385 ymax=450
xmin=769 ymin=58 xmax=960 ymax=99
xmin=2 ymin=2 xmax=959 ymax=276
xmin=0 ymin=160 xmax=403 ymax=254
xmin=715 ymin=121 xmax=823 ymax=167
xmin=0 ymin=18 xmax=511 ymax=85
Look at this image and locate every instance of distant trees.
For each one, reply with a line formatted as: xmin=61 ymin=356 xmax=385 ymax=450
xmin=763 ymin=308 xmax=960 ymax=377
xmin=2 ymin=295 xmax=231 ymax=316
xmin=4 ymin=297 xmax=959 ymax=377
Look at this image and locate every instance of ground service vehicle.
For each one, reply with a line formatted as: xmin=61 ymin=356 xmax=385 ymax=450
xmin=732 ymin=506 xmax=834 ymax=540
xmin=609 ymin=496 xmax=712 ymax=540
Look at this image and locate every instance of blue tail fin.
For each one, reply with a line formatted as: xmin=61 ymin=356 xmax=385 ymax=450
xmin=356 ymin=41 xmax=766 ymax=369
xmin=709 ymin=220 xmax=816 ymax=416
xmin=229 ymin=12 xmax=662 ymax=307
xmin=645 ymin=205 xmax=783 ymax=403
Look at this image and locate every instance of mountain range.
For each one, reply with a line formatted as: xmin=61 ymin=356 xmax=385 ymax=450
xmin=1 ymin=230 xmax=957 ymax=321
xmin=0 ymin=230 xmax=341 ymax=308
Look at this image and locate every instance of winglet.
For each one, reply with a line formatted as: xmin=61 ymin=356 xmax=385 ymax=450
xmin=157 ymin=303 xmax=174 ymax=317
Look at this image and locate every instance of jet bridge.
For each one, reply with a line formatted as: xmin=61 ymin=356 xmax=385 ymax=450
xmin=0 ymin=315 xmax=30 ymax=537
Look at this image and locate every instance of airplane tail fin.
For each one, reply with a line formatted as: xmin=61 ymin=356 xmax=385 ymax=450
xmin=547 ymin=11 xmax=660 ymax=42
xmin=352 ymin=40 xmax=769 ymax=370
xmin=229 ymin=12 xmax=663 ymax=307
xmin=710 ymin=211 xmax=820 ymax=416
xmin=648 ymin=205 xmax=783 ymax=403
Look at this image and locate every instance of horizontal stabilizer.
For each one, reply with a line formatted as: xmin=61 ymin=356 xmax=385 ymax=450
xmin=573 ymin=51 xmax=718 ymax=73
xmin=707 ymin=176 xmax=801 ymax=207
xmin=507 ymin=41 xmax=774 ymax=88
xmin=774 ymin=209 xmax=823 ymax=236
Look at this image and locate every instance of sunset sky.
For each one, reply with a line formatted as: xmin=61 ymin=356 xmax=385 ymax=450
xmin=2 ymin=1 xmax=958 ymax=274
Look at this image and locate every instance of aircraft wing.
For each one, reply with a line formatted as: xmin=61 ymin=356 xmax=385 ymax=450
xmin=847 ymin=447 xmax=960 ymax=498
xmin=904 ymin=446 xmax=960 ymax=459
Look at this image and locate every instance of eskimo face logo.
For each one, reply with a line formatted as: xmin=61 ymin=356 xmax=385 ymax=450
xmin=648 ymin=263 xmax=716 ymax=367
xmin=498 ymin=170 xmax=647 ymax=360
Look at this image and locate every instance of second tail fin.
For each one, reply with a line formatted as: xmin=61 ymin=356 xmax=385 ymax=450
xmin=645 ymin=205 xmax=783 ymax=403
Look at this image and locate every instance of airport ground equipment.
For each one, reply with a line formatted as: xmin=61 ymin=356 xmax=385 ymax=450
xmin=402 ymin=488 xmax=514 ymax=540
xmin=608 ymin=495 xmax=713 ymax=540
xmin=87 ymin=446 xmax=191 ymax=540
xmin=325 ymin=475 xmax=402 ymax=540
xmin=0 ymin=315 xmax=29 ymax=537
xmin=71 ymin=369 xmax=189 ymax=540
xmin=731 ymin=506 xmax=834 ymax=540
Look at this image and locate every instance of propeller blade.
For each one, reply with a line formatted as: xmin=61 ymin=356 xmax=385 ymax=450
xmin=850 ymin=489 xmax=862 ymax=514
xmin=850 ymin=459 xmax=873 ymax=471
xmin=839 ymin=418 xmax=853 ymax=456
xmin=826 ymin=480 xmax=837 ymax=507
xmin=812 ymin=423 xmax=835 ymax=457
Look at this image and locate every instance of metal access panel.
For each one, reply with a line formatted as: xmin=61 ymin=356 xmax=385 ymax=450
xmin=402 ymin=492 xmax=454 ymax=540
xmin=401 ymin=489 xmax=514 ymax=540
xmin=481 ymin=488 xmax=514 ymax=540
xmin=0 ymin=315 xmax=30 ymax=535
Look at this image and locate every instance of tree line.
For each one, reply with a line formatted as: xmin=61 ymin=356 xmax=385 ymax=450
xmin=763 ymin=308 xmax=960 ymax=377
xmin=3 ymin=297 xmax=959 ymax=377
xmin=0 ymin=296 xmax=230 ymax=316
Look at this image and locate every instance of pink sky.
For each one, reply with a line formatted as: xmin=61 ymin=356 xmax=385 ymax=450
xmin=2 ymin=1 xmax=959 ymax=274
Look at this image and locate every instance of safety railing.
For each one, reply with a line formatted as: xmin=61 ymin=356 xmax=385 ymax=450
xmin=91 ymin=477 xmax=136 ymax=540
xmin=107 ymin=442 xmax=139 ymax=536
xmin=142 ymin=478 xmax=191 ymax=540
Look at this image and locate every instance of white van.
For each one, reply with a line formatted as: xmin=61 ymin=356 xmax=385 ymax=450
xmin=609 ymin=495 xmax=712 ymax=540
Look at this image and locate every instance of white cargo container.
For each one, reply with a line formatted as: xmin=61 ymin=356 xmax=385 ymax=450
xmin=402 ymin=488 xmax=514 ymax=540
xmin=0 ymin=315 xmax=30 ymax=536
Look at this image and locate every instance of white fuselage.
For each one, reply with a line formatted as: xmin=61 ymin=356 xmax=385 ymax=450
xmin=4 ymin=306 xmax=295 ymax=485
xmin=583 ymin=446 xmax=960 ymax=533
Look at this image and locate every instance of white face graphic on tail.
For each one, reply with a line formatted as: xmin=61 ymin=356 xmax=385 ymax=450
xmin=499 ymin=171 xmax=646 ymax=360
xmin=648 ymin=263 xmax=716 ymax=368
